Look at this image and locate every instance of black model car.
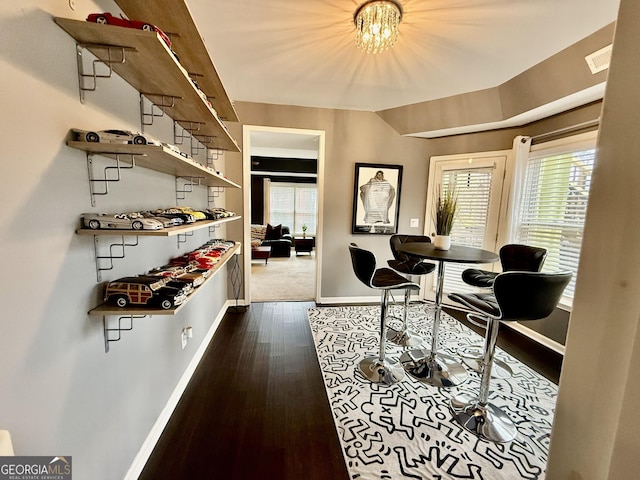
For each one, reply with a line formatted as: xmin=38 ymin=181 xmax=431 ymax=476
xmin=104 ymin=276 xmax=187 ymax=310
xmin=152 ymin=208 xmax=196 ymax=224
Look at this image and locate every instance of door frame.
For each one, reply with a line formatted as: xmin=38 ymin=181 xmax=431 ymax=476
xmin=421 ymin=150 xmax=509 ymax=302
xmin=242 ymin=125 xmax=326 ymax=303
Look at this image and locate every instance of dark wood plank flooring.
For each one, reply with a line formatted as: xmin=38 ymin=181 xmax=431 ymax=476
xmin=139 ymin=301 xmax=349 ymax=480
xmin=140 ymin=301 xmax=562 ymax=479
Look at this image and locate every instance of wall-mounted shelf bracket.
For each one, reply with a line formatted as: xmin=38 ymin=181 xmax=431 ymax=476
xmin=140 ymin=93 xmax=179 ymax=130
xmin=103 ymin=314 xmax=146 ymax=352
xmin=76 ymin=43 xmax=135 ymax=104
xmin=94 ymin=235 xmax=139 ymax=282
xmin=206 ymin=147 xmax=223 ymax=166
xmin=177 ymin=230 xmax=193 ymax=247
xmin=190 ymin=135 xmax=207 ymax=157
xmin=175 ymin=176 xmax=203 ymax=202
xmin=172 ymin=121 xmax=190 ymax=147
xmin=208 ymin=186 xmax=224 ymax=203
xmin=87 ymin=153 xmax=143 ymax=206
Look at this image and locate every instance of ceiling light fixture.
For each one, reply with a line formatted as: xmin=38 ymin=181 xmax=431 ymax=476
xmin=354 ymin=0 xmax=403 ymax=54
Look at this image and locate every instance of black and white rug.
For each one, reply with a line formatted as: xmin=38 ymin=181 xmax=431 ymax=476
xmin=307 ymin=304 xmax=557 ymax=479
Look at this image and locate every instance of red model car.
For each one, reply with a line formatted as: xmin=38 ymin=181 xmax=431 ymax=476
xmin=86 ymin=13 xmax=172 ymax=50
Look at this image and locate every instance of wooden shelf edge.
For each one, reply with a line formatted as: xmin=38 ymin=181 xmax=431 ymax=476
xmin=66 ymin=140 xmax=241 ymax=188
xmin=54 ymin=17 xmax=240 ymax=152
xmin=76 ymin=216 xmax=242 ymax=237
xmin=88 ymin=242 xmax=241 ymax=316
xmin=114 ymin=0 xmax=239 ymax=122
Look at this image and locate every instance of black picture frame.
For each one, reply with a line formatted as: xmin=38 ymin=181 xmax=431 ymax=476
xmin=352 ymin=163 xmax=403 ymax=234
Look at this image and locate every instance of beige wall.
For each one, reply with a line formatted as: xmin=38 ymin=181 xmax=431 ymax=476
xmin=224 ymin=98 xmax=602 ymax=304
xmin=225 ymin=103 xmax=432 ymax=299
xmin=378 ymin=24 xmax=614 ymax=137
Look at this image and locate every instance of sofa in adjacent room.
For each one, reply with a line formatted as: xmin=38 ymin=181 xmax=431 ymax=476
xmin=251 ymin=224 xmax=293 ymax=257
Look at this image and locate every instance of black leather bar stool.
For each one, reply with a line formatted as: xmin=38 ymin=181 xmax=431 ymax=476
xmin=462 ymin=244 xmax=547 ymax=288
xmin=459 ymin=244 xmax=547 ymax=379
xmin=349 ymin=243 xmax=420 ymax=385
xmin=386 ymin=235 xmax=436 ymax=347
xmin=448 ymin=271 xmax=571 ymax=443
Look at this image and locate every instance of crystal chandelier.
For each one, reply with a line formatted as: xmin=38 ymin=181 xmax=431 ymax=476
xmin=354 ymin=0 xmax=403 ymax=54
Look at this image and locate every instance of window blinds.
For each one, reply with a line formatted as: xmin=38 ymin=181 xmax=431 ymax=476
xmin=270 ymin=183 xmax=318 ymax=234
xmin=440 ymin=167 xmax=494 ymax=294
xmin=515 ymin=148 xmax=596 ymax=301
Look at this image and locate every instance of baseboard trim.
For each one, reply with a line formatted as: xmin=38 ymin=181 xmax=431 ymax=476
xmin=124 ymin=299 xmax=233 ymax=480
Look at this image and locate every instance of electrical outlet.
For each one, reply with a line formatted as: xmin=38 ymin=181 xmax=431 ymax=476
xmin=181 ymin=327 xmax=193 ymax=349
xmin=410 ymin=218 xmax=419 ymax=228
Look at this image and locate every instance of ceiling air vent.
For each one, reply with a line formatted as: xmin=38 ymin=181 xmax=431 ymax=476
xmin=585 ymin=44 xmax=612 ymax=74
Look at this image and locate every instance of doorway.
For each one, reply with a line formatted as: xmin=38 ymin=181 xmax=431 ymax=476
xmin=242 ymin=125 xmax=325 ymax=303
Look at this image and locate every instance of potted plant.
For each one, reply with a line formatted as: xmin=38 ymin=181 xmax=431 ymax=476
xmin=433 ymin=185 xmax=457 ymax=250
xmin=301 ymin=224 xmax=308 ymax=238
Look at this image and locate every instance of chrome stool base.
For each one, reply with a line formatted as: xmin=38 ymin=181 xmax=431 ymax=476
xmin=400 ymin=349 xmax=468 ymax=387
xmin=359 ymin=356 xmax=405 ymax=385
xmin=450 ymin=393 xmax=517 ymax=443
xmin=458 ymin=345 xmax=513 ymax=379
xmin=386 ymin=327 xmax=422 ymax=347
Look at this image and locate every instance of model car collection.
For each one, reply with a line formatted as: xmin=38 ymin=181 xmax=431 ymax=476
xmin=104 ymin=240 xmax=236 ymax=309
xmin=81 ymin=208 xmax=235 ymax=231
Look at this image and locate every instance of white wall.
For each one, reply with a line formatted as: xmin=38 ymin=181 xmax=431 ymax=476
xmin=0 ymin=2 xmax=234 ymax=478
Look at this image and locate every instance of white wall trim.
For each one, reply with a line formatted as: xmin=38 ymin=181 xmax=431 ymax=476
xmin=502 ymin=321 xmax=566 ymax=355
xmin=124 ymin=299 xmax=234 ymax=480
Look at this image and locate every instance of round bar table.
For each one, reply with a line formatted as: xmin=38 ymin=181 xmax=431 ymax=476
xmin=396 ymin=243 xmax=498 ymax=387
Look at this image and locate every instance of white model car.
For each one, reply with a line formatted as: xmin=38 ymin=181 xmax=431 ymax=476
xmin=82 ymin=213 xmax=164 ymax=230
xmin=72 ymin=129 xmax=159 ymax=146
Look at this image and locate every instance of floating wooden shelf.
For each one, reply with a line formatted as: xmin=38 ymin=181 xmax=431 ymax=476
xmin=67 ymin=141 xmax=240 ymax=188
xmin=115 ymin=0 xmax=239 ymax=122
xmin=90 ymin=242 xmax=241 ymax=316
xmin=54 ymin=17 xmax=240 ymax=152
xmin=77 ymin=215 xmax=241 ymax=237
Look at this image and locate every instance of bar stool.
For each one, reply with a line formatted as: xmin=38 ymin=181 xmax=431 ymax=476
xmin=386 ymin=235 xmax=436 ymax=347
xmin=459 ymin=244 xmax=547 ymax=379
xmin=448 ymin=270 xmax=571 ymax=443
xmin=348 ymin=243 xmax=420 ymax=385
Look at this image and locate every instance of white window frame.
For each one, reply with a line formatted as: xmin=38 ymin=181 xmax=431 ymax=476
xmin=505 ymin=130 xmax=598 ymax=310
xmin=422 ymin=151 xmax=508 ymax=302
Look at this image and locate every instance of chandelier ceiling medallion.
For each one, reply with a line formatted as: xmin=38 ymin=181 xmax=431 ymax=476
xmin=354 ymin=0 xmax=403 ymax=54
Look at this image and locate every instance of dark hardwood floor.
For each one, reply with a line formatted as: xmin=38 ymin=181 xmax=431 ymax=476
xmin=140 ymin=301 xmax=562 ymax=479
xmin=139 ymin=301 xmax=349 ymax=480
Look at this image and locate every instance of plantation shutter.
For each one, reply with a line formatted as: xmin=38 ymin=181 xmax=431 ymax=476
xmin=269 ymin=185 xmax=295 ymax=228
xmin=514 ymin=147 xmax=596 ymax=302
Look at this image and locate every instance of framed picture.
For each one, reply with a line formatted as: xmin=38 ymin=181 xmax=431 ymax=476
xmin=352 ymin=163 xmax=403 ymax=234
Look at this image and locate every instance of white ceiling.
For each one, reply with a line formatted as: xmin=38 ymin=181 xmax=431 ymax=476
xmin=188 ymin=0 xmax=620 ymax=113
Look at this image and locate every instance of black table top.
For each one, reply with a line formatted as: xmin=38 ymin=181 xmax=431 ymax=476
xmin=397 ymin=243 xmax=499 ymax=264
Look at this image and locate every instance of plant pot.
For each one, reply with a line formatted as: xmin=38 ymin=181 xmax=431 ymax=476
xmin=434 ymin=235 xmax=451 ymax=250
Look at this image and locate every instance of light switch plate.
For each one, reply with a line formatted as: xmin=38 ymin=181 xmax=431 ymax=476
xmin=410 ymin=218 xmax=419 ymax=228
